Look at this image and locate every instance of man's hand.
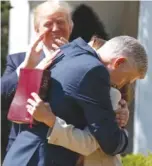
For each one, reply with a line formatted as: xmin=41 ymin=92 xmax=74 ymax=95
xmin=36 ymin=49 xmax=60 ymax=70
xmin=52 ymin=37 xmax=68 ymax=51
xmin=116 ymin=99 xmax=129 ymax=127
xmin=26 ymin=92 xmax=56 ymax=127
xmin=23 ymin=30 xmax=48 ymax=69
xmin=16 ymin=30 xmax=49 ymax=76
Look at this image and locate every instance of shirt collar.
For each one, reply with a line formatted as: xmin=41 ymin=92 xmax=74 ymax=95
xmin=43 ymin=45 xmax=54 ymax=58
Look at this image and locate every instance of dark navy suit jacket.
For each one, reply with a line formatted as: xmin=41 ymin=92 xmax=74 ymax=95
xmin=2 ymin=38 xmax=128 ymax=166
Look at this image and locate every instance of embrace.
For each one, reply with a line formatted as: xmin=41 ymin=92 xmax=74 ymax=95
xmin=1 ymin=1 xmax=148 ymax=166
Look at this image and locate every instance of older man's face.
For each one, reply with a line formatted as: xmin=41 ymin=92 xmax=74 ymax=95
xmin=36 ymin=11 xmax=72 ymax=50
xmin=109 ymin=60 xmax=139 ymax=89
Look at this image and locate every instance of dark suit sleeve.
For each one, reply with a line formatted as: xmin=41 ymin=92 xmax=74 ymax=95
xmin=75 ymin=65 xmax=128 ymax=155
xmin=1 ymin=54 xmax=18 ymax=110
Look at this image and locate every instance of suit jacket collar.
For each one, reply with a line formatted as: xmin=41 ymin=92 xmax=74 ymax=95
xmin=72 ymin=37 xmax=100 ymax=60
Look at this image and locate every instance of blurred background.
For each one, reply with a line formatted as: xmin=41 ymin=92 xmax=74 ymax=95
xmin=1 ymin=0 xmax=152 ymax=164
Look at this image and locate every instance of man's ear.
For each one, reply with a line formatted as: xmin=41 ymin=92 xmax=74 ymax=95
xmin=69 ymin=21 xmax=74 ymax=34
xmin=113 ymin=57 xmax=127 ymax=69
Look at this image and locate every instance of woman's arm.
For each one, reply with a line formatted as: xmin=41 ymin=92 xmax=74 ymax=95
xmin=47 ymin=88 xmax=122 ymax=155
xmin=47 ymin=117 xmax=100 ymax=156
xmin=27 ymin=90 xmax=129 ymax=156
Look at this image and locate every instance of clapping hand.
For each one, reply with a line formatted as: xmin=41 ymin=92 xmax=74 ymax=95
xmin=36 ymin=49 xmax=60 ymax=70
xmin=17 ymin=29 xmax=61 ymax=75
xmin=23 ymin=30 xmax=47 ymax=69
xmin=52 ymin=37 xmax=69 ymax=51
xmin=35 ymin=36 xmax=68 ymax=69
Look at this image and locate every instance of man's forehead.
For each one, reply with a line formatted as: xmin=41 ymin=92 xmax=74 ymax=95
xmin=49 ymin=12 xmax=67 ymax=19
xmin=40 ymin=7 xmax=68 ymax=19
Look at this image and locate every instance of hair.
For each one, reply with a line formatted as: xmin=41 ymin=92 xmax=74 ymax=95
xmin=90 ymin=36 xmax=139 ymax=104
xmin=90 ymin=35 xmax=106 ymax=50
xmin=120 ymin=83 xmax=135 ymax=104
xmin=33 ymin=0 xmax=73 ymax=30
xmin=98 ymin=36 xmax=148 ymax=79
xmin=69 ymin=4 xmax=108 ymax=42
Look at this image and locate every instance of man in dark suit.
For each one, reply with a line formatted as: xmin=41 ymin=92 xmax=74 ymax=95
xmin=1 ymin=1 xmax=130 ymax=159
xmin=2 ymin=34 xmax=147 ymax=166
xmin=1 ymin=1 xmax=73 ymax=155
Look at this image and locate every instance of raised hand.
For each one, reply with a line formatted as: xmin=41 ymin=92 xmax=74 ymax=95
xmin=23 ymin=30 xmax=48 ymax=69
xmin=52 ymin=37 xmax=68 ymax=51
xmin=36 ymin=49 xmax=60 ymax=70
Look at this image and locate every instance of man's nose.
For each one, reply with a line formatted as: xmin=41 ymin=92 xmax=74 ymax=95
xmin=52 ymin=22 xmax=59 ymax=32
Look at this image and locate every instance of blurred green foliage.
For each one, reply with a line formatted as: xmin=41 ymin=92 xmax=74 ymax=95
xmin=122 ymin=153 xmax=152 ymax=166
xmin=1 ymin=1 xmax=11 ymax=75
xmin=1 ymin=1 xmax=11 ymax=162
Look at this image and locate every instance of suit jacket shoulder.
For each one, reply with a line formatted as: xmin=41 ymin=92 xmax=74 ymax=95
xmin=7 ymin=52 xmax=26 ymax=67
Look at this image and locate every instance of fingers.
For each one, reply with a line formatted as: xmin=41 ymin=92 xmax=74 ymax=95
xmin=25 ymin=38 xmax=43 ymax=60
xmin=119 ymin=99 xmax=127 ymax=107
xmin=51 ymin=37 xmax=68 ymax=51
xmin=116 ymin=113 xmax=128 ymax=127
xmin=36 ymin=58 xmax=54 ymax=70
xmin=116 ymin=108 xmax=127 ymax=114
xmin=115 ymin=105 xmax=121 ymax=111
xmin=116 ymin=108 xmax=129 ymax=118
xmin=36 ymin=49 xmax=61 ymax=70
xmin=26 ymin=104 xmax=33 ymax=111
xmin=26 ymin=104 xmax=34 ymax=115
xmin=26 ymin=107 xmax=33 ymax=115
xmin=116 ymin=116 xmax=126 ymax=127
xmin=117 ymin=120 xmax=126 ymax=127
xmin=52 ymin=43 xmax=59 ymax=51
xmin=35 ymin=41 xmax=44 ymax=54
xmin=36 ymin=58 xmax=49 ymax=70
xmin=60 ymin=37 xmax=69 ymax=44
xmin=31 ymin=33 xmax=45 ymax=51
xmin=36 ymin=28 xmax=50 ymax=44
xmin=51 ymin=49 xmax=61 ymax=60
xmin=116 ymin=107 xmax=129 ymax=127
xmin=116 ymin=113 xmax=127 ymax=119
xmin=54 ymin=39 xmax=65 ymax=47
xmin=27 ymin=98 xmax=37 ymax=107
xmin=33 ymin=35 xmax=44 ymax=49
xmin=36 ymin=57 xmax=53 ymax=70
xmin=31 ymin=92 xmax=42 ymax=103
xmin=27 ymin=93 xmax=42 ymax=106
xmin=30 ymin=29 xmax=50 ymax=53
xmin=53 ymin=38 xmax=68 ymax=48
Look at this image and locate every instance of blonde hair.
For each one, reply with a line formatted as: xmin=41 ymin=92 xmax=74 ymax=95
xmin=90 ymin=35 xmax=106 ymax=50
xmin=33 ymin=1 xmax=73 ymax=30
xmin=99 ymin=36 xmax=148 ymax=79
